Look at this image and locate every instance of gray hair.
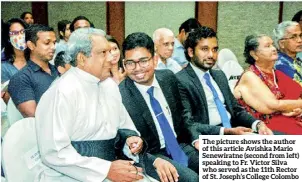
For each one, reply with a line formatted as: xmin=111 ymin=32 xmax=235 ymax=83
xmin=152 ymin=28 xmax=174 ymax=44
xmin=64 ymin=28 xmax=106 ymax=66
xmin=272 ymin=21 xmax=299 ymax=50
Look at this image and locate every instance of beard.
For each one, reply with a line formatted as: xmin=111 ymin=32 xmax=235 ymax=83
xmin=192 ymin=55 xmax=215 ymax=71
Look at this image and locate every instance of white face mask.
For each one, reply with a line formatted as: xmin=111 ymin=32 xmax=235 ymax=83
xmin=10 ymin=33 xmax=27 ymax=51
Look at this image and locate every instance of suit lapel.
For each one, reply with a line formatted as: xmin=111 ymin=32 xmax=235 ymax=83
xmin=125 ymin=77 xmax=160 ymax=141
xmin=156 ymin=72 xmax=176 ymax=125
xmin=186 ymin=64 xmax=208 ymax=110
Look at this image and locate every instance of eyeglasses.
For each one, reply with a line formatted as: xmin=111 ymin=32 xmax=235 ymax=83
xmin=124 ymin=57 xmax=152 ymax=70
xmin=9 ymin=29 xmax=25 ymax=36
xmin=281 ymin=33 xmax=302 ymax=41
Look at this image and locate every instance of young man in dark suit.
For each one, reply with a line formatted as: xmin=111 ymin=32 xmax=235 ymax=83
xmin=119 ymin=32 xmax=198 ymax=182
xmin=176 ymin=26 xmax=273 ymax=151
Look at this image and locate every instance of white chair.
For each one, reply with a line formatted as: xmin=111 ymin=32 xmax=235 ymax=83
xmin=217 ymin=48 xmax=244 ymax=93
xmin=6 ymin=98 xmax=23 ymax=127
xmin=2 ymin=117 xmax=47 ymax=182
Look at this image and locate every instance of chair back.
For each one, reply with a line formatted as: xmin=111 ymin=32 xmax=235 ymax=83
xmin=2 ymin=117 xmax=47 ymax=182
xmin=6 ymin=99 xmax=23 ymax=126
xmin=217 ymin=48 xmax=243 ymax=93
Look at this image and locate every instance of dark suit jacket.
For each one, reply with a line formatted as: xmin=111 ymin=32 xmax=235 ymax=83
xmin=176 ymin=64 xmax=256 ymax=141
xmin=119 ymin=70 xmax=190 ymax=154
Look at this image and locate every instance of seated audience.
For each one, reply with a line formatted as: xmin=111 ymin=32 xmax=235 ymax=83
xmin=153 ymin=28 xmax=182 ymax=73
xmin=273 ymin=21 xmax=302 ymax=85
xmin=105 ymin=35 xmax=126 ymax=84
xmin=1 ymin=18 xmax=28 ymax=103
xmin=172 ymin=18 xmax=201 ymax=67
xmin=119 ymin=32 xmax=199 ymax=180
xmin=8 ymin=24 xmax=58 ymax=117
xmin=36 ymin=28 xmax=168 ymax=182
xmin=234 ymin=34 xmax=302 ymax=134
xmin=70 ymin=15 xmax=94 ymax=32
xmin=54 ymin=51 xmax=71 ymax=76
xmin=176 ymin=27 xmax=273 ymax=150
xmin=20 ymin=11 xmax=34 ymax=25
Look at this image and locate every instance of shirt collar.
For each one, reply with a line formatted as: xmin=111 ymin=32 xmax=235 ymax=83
xmin=190 ymin=62 xmax=210 ymax=80
xmin=134 ymin=75 xmax=160 ymax=94
xmin=174 ymin=38 xmax=184 ymax=49
xmin=27 ymin=60 xmax=42 ymax=72
xmin=74 ymin=67 xmax=100 ymax=84
xmin=278 ymin=52 xmax=295 ymax=62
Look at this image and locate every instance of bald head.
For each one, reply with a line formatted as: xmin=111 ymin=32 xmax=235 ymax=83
xmin=153 ymin=28 xmax=175 ymax=62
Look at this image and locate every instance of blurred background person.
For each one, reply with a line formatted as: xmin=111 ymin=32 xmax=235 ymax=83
xmin=54 ymin=51 xmax=71 ymax=76
xmin=105 ymin=35 xmax=126 ymax=84
xmin=153 ymin=28 xmax=182 ymax=73
xmin=20 ymin=11 xmax=34 ymax=25
xmin=50 ymin=20 xmax=71 ymax=65
xmin=234 ymin=34 xmax=302 ymax=134
xmin=172 ymin=18 xmax=201 ymax=67
xmin=273 ymin=21 xmax=302 ymax=85
xmin=70 ymin=15 xmax=94 ymax=32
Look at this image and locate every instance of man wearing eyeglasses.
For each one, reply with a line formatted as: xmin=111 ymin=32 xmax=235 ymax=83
xmin=119 ymin=32 xmax=199 ymax=182
xmin=273 ymin=21 xmax=302 ymax=85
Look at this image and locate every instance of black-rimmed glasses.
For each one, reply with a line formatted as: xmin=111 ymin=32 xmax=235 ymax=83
xmin=124 ymin=57 xmax=152 ymax=70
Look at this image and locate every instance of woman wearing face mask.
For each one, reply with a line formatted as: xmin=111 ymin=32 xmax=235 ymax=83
xmin=2 ymin=18 xmax=28 ymax=82
xmin=1 ymin=18 xmax=28 ymax=103
xmin=105 ymin=35 xmax=126 ymax=84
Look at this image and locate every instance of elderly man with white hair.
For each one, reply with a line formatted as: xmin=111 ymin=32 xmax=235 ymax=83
xmin=273 ymin=21 xmax=302 ymax=85
xmin=35 ymin=28 xmax=150 ymax=182
xmin=153 ymin=28 xmax=182 ymax=73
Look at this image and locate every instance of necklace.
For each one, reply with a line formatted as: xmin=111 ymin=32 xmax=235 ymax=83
xmin=255 ymin=65 xmax=278 ymax=88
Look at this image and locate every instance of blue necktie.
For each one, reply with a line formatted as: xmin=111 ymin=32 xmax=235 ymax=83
xmin=203 ymin=73 xmax=232 ymax=128
xmin=147 ymin=86 xmax=188 ymax=166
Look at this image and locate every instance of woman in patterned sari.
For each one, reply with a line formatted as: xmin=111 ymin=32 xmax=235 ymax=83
xmin=234 ymin=34 xmax=302 ymax=134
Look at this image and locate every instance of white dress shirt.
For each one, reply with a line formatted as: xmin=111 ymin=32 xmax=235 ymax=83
xmin=134 ymin=76 xmax=176 ymax=149
xmin=156 ymin=57 xmax=182 ymax=74
xmin=191 ymin=63 xmax=231 ymax=135
xmin=190 ymin=63 xmax=259 ymax=135
xmin=35 ymin=67 xmax=139 ymax=182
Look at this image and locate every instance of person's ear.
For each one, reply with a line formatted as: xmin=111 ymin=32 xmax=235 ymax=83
xmin=250 ymin=50 xmax=258 ymax=61
xmin=153 ymin=54 xmax=159 ymax=66
xmin=59 ymin=31 xmax=64 ymax=37
xmin=76 ymin=52 xmax=86 ymax=67
xmin=27 ymin=41 xmax=35 ymax=51
xmin=188 ymin=47 xmax=194 ymax=58
xmin=278 ymin=40 xmax=285 ymax=50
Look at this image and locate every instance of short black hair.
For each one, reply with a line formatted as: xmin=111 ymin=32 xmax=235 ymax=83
xmin=178 ymin=18 xmax=201 ymax=34
xmin=25 ymin=24 xmax=54 ymax=59
xmin=184 ymin=26 xmax=217 ymax=61
xmin=20 ymin=12 xmax=32 ymax=20
xmin=292 ymin=10 xmax=302 ymax=23
xmin=4 ymin=18 xmax=28 ymax=61
xmin=70 ymin=16 xmax=94 ymax=32
xmin=58 ymin=20 xmax=71 ymax=39
xmin=54 ymin=51 xmax=67 ymax=68
xmin=122 ymin=32 xmax=154 ymax=57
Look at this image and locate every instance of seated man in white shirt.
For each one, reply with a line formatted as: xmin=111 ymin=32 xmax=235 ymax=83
xmin=153 ymin=28 xmax=182 ymax=74
xmin=35 ymin=28 xmax=158 ymax=182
